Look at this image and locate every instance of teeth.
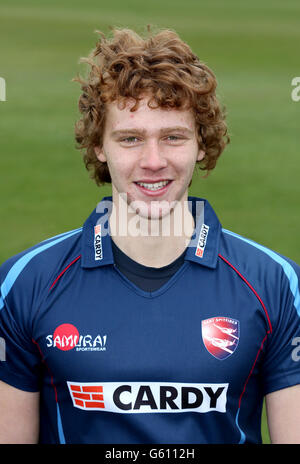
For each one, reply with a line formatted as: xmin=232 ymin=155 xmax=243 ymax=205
xmin=137 ymin=180 xmax=170 ymax=191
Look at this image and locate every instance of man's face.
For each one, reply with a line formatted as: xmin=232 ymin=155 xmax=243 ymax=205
xmin=95 ymin=96 xmax=204 ymax=219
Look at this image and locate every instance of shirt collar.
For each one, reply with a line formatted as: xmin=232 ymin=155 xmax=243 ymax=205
xmin=81 ymin=196 xmax=221 ymax=269
xmin=183 ymin=196 xmax=221 ymax=269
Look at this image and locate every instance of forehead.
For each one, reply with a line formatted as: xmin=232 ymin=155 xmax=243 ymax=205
xmin=104 ymin=97 xmax=196 ymax=132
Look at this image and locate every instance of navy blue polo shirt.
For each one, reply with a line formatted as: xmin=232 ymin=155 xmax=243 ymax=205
xmin=0 ymin=196 xmax=300 ymax=444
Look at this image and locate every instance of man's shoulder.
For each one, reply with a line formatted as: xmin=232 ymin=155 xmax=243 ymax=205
xmin=220 ymin=227 xmax=299 ymax=270
xmin=0 ymin=227 xmax=83 ymax=309
xmin=219 ymin=227 xmax=300 ymax=300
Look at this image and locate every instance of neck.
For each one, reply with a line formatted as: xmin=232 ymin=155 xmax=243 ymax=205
xmin=109 ymin=193 xmax=194 ymax=267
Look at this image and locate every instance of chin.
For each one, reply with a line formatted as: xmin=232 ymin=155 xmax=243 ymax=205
xmin=136 ymin=207 xmax=169 ymax=221
xmin=133 ymin=199 xmax=177 ymax=220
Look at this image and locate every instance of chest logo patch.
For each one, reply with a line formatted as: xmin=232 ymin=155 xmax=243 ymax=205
xmin=46 ymin=323 xmax=107 ymax=352
xmin=201 ymin=317 xmax=240 ymax=360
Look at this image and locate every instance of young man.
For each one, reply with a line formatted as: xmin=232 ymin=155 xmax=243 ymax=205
xmin=0 ymin=28 xmax=300 ymax=444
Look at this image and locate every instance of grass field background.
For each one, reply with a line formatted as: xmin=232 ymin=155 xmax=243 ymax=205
xmin=1 ymin=0 xmax=300 ymax=444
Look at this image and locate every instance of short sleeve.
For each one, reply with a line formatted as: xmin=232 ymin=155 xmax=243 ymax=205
xmin=261 ymin=258 xmax=300 ymax=395
xmin=0 ymin=261 xmax=42 ymax=392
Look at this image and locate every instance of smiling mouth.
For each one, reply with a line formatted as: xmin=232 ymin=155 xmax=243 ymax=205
xmin=135 ymin=180 xmax=171 ymax=191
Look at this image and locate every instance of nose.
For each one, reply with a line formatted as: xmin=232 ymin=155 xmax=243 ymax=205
xmin=139 ymin=140 xmax=168 ymax=171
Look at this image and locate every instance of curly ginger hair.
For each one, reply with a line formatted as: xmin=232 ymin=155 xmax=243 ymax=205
xmin=73 ymin=28 xmax=229 ymax=185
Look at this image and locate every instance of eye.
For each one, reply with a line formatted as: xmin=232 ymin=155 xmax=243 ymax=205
xmin=120 ymin=136 xmax=140 ymax=144
xmin=165 ymin=135 xmax=186 ymax=143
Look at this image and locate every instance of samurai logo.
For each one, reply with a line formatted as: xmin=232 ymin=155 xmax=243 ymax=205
xmin=46 ymin=323 xmax=107 ymax=352
xmin=201 ymin=317 xmax=240 ymax=360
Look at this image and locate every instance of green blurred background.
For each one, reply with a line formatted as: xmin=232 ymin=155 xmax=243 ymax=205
xmin=1 ymin=0 xmax=300 ymax=444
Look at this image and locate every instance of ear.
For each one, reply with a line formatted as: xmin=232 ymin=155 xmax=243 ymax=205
xmin=197 ymin=149 xmax=205 ymax=162
xmin=94 ymin=145 xmax=107 ymax=163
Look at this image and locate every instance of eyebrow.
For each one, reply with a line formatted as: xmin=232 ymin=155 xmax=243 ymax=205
xmin=111 ymin=126 xmax=195 ymax=138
